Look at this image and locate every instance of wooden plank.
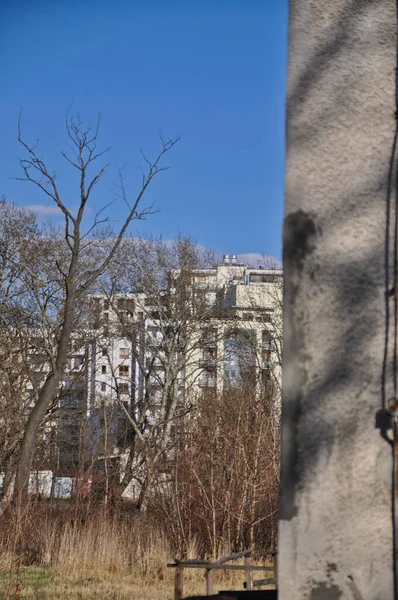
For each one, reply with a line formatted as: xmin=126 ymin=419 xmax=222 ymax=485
xmin=174 ymin=566 xmax=184 ymax=600
xmin=244 ymin=555 xmax=253 ymax=590
xmin=167 ymin=563 xmax=274 ymax=572
xmin=217 ymin=550 xmax=252 ymax=566
xmin=206 ymin=569 xmax=214 ymax=596
xmin=244 ymin=578 xmax=276 ymax=588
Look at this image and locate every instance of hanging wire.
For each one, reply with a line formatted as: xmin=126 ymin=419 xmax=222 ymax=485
xmin=394 ymin=113 xmax=398 ymax=402
xmin=392 ymin=0 xmax=398 ymax=398
xmin=382 ymin=3 xmax=398 ymax=598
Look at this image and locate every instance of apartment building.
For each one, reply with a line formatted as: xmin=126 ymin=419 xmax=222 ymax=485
xmin=7 ymin=254 xmax=282 ymax=493
xmin=86 ymin=255 xmax=282 ymax=416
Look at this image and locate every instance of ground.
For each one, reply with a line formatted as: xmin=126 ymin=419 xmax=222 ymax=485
xmin=0 ymin=566 xmax=275 ymax=599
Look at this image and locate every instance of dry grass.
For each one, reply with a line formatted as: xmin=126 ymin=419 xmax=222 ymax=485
xmin=0 ymin=565 xmax=274 ymax=600
xmin=0 ymin=508 xmax=275 ymax=599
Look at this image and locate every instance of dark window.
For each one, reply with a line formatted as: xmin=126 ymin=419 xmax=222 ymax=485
xmin=250 ymin=273 xmax=281 ymax=284
xmin=117 ymin=298 xmax=134 ymax=311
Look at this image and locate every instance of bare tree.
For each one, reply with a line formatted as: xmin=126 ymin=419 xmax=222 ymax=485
xmin=154 ymin=385 xmax=280 ymax=557
xmin=84 ymin=243 xmax=283 ymax=515
xmin=4 ymin=113 xmax=178 ymax=505
xmin=0 ymin=201 xmax=42 ymax=501
xmin=87 ymin=236 xmax=217 ymax=508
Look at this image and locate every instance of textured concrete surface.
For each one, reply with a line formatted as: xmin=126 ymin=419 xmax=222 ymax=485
xmin=280 ymin=1 xmax=397 ymax=598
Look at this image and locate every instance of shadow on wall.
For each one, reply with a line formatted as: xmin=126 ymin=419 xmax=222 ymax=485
xmin=281 ymin=0 xmax=397 ymax=531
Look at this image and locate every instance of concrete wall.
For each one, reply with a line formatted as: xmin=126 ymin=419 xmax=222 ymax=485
xmin=280 ymin=1 xmax=397 ymax=598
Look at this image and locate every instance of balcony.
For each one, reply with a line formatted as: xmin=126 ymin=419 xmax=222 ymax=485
xmin=147 ymin=327 xmax=163 ymax=346
xmin=146 ymin=355 xmax=163 ymax=367
xmin=199 ymin=358 xmax=217 ymax=369
xmin=262 ymin=339 xmax=276 ymax=350
xmin=262 ymin=358 xmax=276 ymax=369
xmin=198 ymin=375 xmax=217 ymax=388
xmin=200 ymin=331 xmax=217 ymax=346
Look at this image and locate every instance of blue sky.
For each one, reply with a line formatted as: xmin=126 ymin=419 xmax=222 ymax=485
xmin=0 ymin=0 xmax=288 ymax=263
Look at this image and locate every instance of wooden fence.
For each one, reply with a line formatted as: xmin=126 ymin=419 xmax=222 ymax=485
xmin=167 ymin=549 xmax=276 ymax=600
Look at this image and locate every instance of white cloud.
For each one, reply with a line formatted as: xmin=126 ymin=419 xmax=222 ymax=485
xmin=26 ymin=204 xmax=62 ymax=216
xmin=217 ymin=252 xmax=282 ymax=269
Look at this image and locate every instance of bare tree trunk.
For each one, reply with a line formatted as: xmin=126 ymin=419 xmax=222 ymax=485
xmin=16 ymin=283 xmax=76 ymax=505
xmin=136 ymin=461 xmax=153 ymax=511
xmin=16 ymin=376 xmax=58 ymax=504
xmin=11 ymin=115 xmax=177 ymax=508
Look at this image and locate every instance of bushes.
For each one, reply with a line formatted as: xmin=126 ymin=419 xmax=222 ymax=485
xmin=0 ymin=387 xmax=279 ymax=576
xmin=150 ymin=387 xmax=280 ymax=558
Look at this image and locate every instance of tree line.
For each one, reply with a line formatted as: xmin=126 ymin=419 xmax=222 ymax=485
xmin=0 ymin=114 xmax=280 ymax=559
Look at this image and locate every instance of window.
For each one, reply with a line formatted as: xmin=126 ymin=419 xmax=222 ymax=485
xmin=223 ymin=331 xmax=255 ymax=385
xmin=262 ymin=331 xmax=275 ymax=349
xmin=73 ymin=357 xmax=83 ymax=370
xmin=101 ymin=382 xmax=106 ymax=392
xmin=202 ymin=329 xmax=216 ymax=344
xmin=224 ymin=367 xmax=237 ymax=382
xmin=194 ymin=275 xmax=208 ymax=285
xmin=101 ymin=365 xmax=107 ymax=374
xmin=250 ymin=274 xmax=263 ymax=283
xmin=117 ymin=298 xmax=134 ymax=311
xmin=263 ymin=348 xmax=274 ymax=360
xmin=148 ymin=326 xmax=161 ymax=342
xmin=119 ymin=365 xmax=129 ymax=376
xmin=102 ymin=348 xmax=107 ymax=356
xmin=103 ymin=312 xmax=109 ymax=322
xmin=203 ymin=348 xmax=216 ymax=360
xmin=120 ymin=348 xmax=129 ymax=358
xmin=121 ymin=324 xmax=130 ymax=337
xmin=118 ymin=382 xmax=129 ymax=394
xmin=250 ymin=273 xmax=281 ymax=284
xmin=199 ymin=372 xmax=216 ymax=387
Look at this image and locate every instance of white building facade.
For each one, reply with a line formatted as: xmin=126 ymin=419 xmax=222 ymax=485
xmin=86 ymin=255 xmax=282 ymax=416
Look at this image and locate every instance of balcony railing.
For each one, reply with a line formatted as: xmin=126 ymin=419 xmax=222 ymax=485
xmin=199 ymin=358 xmax=217 ymax=368
xmin=262 ymin=340 xmax=276 ymax=350
xmin=148 ymin=334 xmax=163 ymax=346
xmin=198 ymin=376 xmax=217 ymax=387
xmin=262 ymin=359 xmax=276 ymax=369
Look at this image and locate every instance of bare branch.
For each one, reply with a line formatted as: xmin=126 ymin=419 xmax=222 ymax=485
xmin=79 ymin=135 xmax=180 ymax=292
xmin=16 ymin=112 xmax=76 ymax=227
